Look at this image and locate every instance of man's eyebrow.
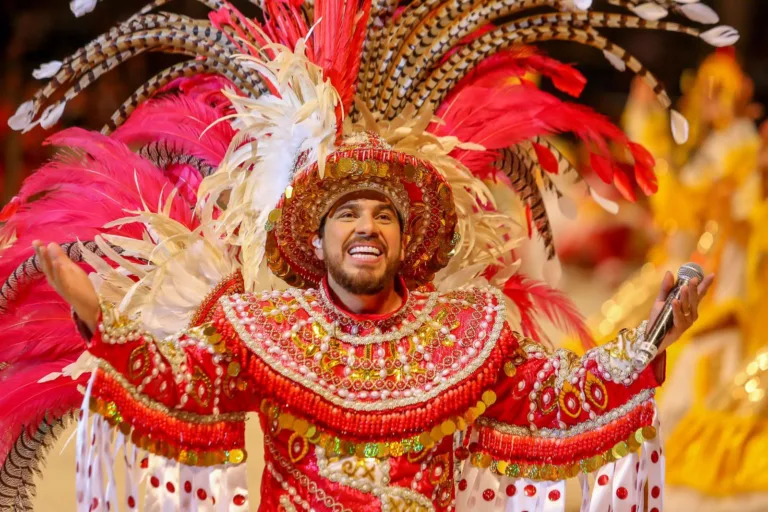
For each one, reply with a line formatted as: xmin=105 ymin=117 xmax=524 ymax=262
xmin=331 ymin=202 xmax=361 ymax=215
xmin=374 ymin=203 xmax=397 ymax=215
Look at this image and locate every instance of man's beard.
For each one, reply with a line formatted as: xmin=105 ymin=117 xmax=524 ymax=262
xmin=325 ymin=247 xmax=401 ymax=295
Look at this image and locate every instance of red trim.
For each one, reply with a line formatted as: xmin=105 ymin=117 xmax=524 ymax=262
xmin=91 ymin=370 xmax=244 ymax=453
xmin=475 ymin=401 xmax=655 ymax=465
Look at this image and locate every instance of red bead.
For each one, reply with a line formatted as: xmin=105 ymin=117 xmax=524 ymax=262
xmin=548 ymin=490 xmax=561 ymax=501
xmin=598 ymin=475 xmax=609 ymax=486
xmin=482 ymin=489 xmax=495 ymax=501
xmin=616 ymin=487 xmax=628 ymax=500
xmin=197 ymin=489 xmax=207 ymax=501
xmin=506 ymin=485 xmax=517 ymax=497
xmin=524 ymin=485 xmax=536 ymax=497
xmin=458 ymin=479 xmax=468 ymax=491
xmin=140 ymin=457 xmax=149 ymax=469
xmin=651 ymin=509 xmax=659 ymax=512
xmin=127 ymin=497 xmax=136 ymax=508
xmin=150 ymin=476 xmax=160 ymax=488
xmin=184 ymin=481 xmax=192 ymax=493
xmin=651 ymin=451 xmax=659 ymax=463
xmin=651 ymin=486 xmax=661 ymax=498
xmin=166 ymin=482 xmax=175 ymax=493
xmin=233 ymin=495 xmax=246 ymax=506
xmin=632 ymin=506 xmax=638 ymax=512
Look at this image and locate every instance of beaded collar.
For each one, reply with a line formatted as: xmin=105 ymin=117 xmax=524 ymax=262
xmin=219 ymin=285 xmax=507 ymax=412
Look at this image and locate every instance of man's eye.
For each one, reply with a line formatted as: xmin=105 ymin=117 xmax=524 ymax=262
xmin=377 ymin=214 xmax=393 ymax=221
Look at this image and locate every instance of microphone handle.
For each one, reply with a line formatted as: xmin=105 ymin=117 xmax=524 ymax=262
xmin=645 ymin=284 xmax=684 ymax=347
xmin=632 ymin=280 xmax=687 ymax=370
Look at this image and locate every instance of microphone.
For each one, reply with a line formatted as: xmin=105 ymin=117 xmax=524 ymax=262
xmin=632 ymin=262 xmax=704 ymax=370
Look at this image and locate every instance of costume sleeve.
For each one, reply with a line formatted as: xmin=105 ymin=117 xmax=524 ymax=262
xmin=76 ymin=300 xmax=254 ymax=511
xmin=456 ymin=323 xmax=666 ymax=512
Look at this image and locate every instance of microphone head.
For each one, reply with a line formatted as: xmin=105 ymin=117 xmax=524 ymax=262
xmin=678 ymin=262 xmax=704 ymax=283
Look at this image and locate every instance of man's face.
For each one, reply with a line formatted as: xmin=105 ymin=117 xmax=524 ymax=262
xmin=312 ymin=193 xmax=405 ymax=295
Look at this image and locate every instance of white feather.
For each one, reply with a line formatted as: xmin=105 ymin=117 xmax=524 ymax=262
xmin=70 ymin=0 xmax=98 ymax=17
xmin=204 ymin=41 xmax=340 ymax=290
xmin=33 ymin=60 xmax=63 ymax=79
xmin=700 ymin=26 xmax=740 ymax=47
xmin=678 ymin=3 xmax=719 ymax=24
xmin=671 ymin=109 xmax=690 ymax=145
xmin=39 ymin=101 xmax=66 ymax=130
xmin=629 ymin=3 xmax=668 ymax=20
xmin=603 ymin=50 xmax=627 ymax=72
xmin=590 ymin=187 xmax=620 ymax=215
xmin=8 ymin=100 xmax=35 ymax=131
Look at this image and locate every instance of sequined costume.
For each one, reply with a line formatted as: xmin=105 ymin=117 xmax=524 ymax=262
xmin=0 ymin=0 xmax=735 ymax=510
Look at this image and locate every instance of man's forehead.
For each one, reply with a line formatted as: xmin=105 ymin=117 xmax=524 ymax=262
xmin=329 ymin=190 xmax=396 ymax=213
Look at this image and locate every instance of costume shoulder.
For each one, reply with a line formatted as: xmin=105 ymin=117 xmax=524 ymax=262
xmin=456 ymin=323 xmax=667 ymax=511
xmin=215 ymin=284 xmax=518 ymax=445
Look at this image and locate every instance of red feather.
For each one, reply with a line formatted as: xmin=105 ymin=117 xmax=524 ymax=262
xmin=532 ymin=141 xmax=559 ymax=175
xmin=613 ymin=168 xmax=637 ymax=202
xmin=589 ymin=153 xmax=614 ymax=184
xmin=312 ymin=0 xmax=373 ymax=117
xmin=503 ymin=274 xmax=594 ymax=349
xmin=431 ymin=57 xmax=656 ymax=200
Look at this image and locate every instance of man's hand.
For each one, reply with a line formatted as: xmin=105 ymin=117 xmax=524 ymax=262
xmin=33 ymin=241 xmax=100 ymax=333
xmin=648 ymin=270 xmax=715 ymax=353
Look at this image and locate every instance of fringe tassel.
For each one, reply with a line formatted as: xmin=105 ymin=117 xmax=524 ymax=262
xmin=74 ymin=383 xmax=249 ymax=511
xmin=455 ymin=408 xmax=665 ymax=512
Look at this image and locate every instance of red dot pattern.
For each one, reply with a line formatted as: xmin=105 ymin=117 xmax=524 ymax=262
xmin=233 ymin=495 xmax=246 ymax=506
xmin=598 ymin=475 xmax=609 ymax=486
xmin=616 ymin=487 xmax=628 ymax=500
xmin=459 ymin=479 xmax=468 ymax=491
xmin=166 ymin=482 xmax=175 ymax=493
xmin=651 ymin=451 xmax=659 ymax=463
xmin=652 ymin=486 xmax=661 ymax=498
xmin=184 ymin=481 xmax=193 ymax=493
xmin=150 ymin=476 xmax=160 ymax=488
xmin=127 ymin=496 xmax=136 ymax=508
xmin=506 ymin=484 xmax=517 ymax=497
xmin=197 ymin=489 xmax=208 ymax=501
xmin=524 ymin=485 xmax=537 ymax=497
xmin=483 ymin=489 xmax=495 ymax=501
xmin=548 ymin=490 xmax=561 ymax=501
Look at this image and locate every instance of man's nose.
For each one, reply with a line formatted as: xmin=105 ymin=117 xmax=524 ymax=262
xmin=355 ymin=214 xmax=377 ymax=235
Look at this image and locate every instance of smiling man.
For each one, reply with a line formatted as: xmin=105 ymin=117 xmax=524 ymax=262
xmin=314 ymin=192 xmax=406 ymax=313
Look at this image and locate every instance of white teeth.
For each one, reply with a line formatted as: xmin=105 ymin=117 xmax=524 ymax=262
xmin=349 ymin=246 xmax=382 ymax=256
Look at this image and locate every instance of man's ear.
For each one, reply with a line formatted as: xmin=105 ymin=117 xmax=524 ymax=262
xmin=310 ymin=234 xmax=324 ymax=261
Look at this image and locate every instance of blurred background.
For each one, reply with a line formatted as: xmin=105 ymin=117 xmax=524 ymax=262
xmin=2 ymin=0 xmax=768 ymax=510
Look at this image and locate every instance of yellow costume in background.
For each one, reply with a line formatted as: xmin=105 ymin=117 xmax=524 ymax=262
xmin=583 ymin=50 xmax=768 ymax=510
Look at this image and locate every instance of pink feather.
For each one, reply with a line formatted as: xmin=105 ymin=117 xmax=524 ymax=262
xmin=112 ymin=94 xmax=236 ymax=167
